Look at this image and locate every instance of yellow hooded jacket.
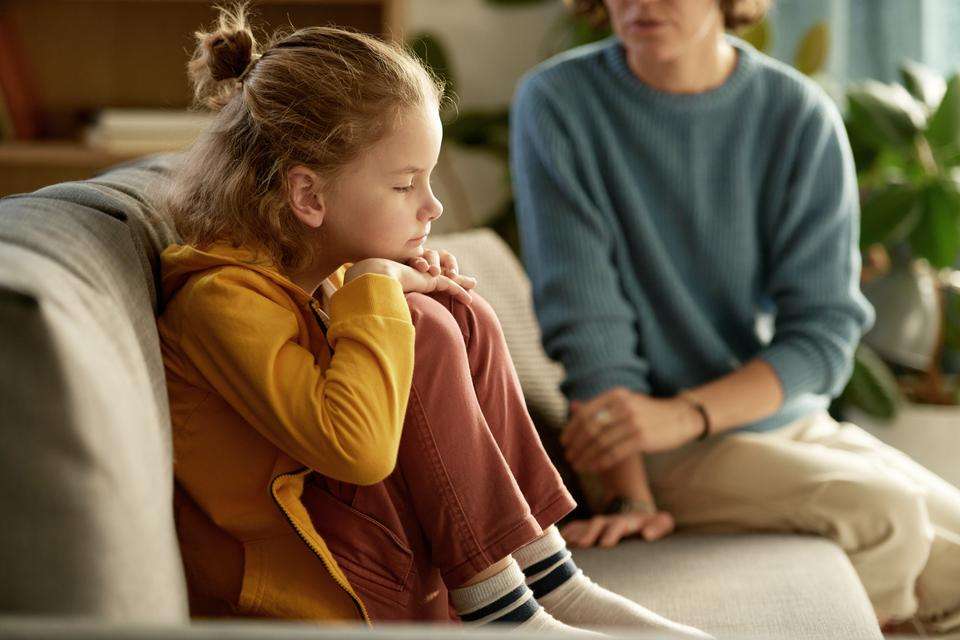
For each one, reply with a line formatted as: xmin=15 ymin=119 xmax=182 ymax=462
xmin=157 ymin=242 xmax=415 ymax=622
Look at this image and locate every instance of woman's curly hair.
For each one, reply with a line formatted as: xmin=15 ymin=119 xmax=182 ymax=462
xmin=565 ymin=0 xmax=770 ymax=31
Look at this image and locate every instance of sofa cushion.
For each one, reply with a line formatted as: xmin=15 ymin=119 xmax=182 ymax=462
xmin=573 ymin=534 xmax=881 ymax=639
xmin=0 ymin=197 xmax=187 ymax=621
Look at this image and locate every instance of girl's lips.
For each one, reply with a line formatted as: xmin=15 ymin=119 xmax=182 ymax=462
xmin=408 ymin=234 xmax=428 ymax=244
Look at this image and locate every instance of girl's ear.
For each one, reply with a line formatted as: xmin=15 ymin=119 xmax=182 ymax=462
xmin=287 ymin=166 xmax=326 ymax=228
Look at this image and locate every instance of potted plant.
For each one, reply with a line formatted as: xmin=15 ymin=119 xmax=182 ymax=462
xmin=844 ymin=62 xmax=960 ymax=410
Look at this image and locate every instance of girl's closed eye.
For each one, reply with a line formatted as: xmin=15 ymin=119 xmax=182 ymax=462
xmin=394 ymin=183 xmax=415 ymax=193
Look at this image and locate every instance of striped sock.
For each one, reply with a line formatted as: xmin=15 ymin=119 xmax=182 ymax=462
xmin=513 ymin=526 xmax=579 ymax=600
xmin=513 ymin=526 xmax=712 ymax=638
xmin=450 ymin=557 xmax=597 ymax=633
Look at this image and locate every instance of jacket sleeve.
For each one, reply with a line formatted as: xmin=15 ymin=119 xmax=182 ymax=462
xmin=176 ymin=269 xmax=414 ymax=485
xmin=757 ymin=96 xmax=875 ymax=402
xmin=511 ymin=75 xmax=651 ymax=401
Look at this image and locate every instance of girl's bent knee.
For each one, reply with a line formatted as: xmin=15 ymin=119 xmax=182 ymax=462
xmin=405 ymin=292 xmax=462 ymax=345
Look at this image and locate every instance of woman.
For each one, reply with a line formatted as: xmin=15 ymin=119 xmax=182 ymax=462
xmin=511 ymin=0 xmax=960 ymax=633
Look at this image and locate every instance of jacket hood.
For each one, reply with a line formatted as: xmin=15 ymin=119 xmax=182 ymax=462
xmin=161 ymin=242 xmax=313 ymax=304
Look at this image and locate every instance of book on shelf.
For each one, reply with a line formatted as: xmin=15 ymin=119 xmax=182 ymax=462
xmin=0 ymin=82 xmax=14 ymax=141
xmin=0 ymin=16 xmax=41 ymax=139
xmin=84 ymin=108 xmax=215 ymax=154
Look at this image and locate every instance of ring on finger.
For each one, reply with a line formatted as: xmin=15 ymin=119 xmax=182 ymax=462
xmin=594 ymin=408 xmax=613 ymax=426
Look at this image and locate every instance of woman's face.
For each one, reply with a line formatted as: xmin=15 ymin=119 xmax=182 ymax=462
xmin=603 ymin=0 xmax=725 ymax=64
xmin=322 ymin=102 xmax=444 ymax=264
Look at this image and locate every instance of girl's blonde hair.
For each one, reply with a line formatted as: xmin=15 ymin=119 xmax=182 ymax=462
xmin=159 ymin=4 xmax=445 ymax=273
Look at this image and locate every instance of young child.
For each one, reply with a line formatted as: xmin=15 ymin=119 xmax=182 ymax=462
xmin=156 ymin=5 xmax=707 ymax=636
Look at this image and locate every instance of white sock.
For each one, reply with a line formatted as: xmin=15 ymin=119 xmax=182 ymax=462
xmin=513 ymin=526 xmax=713 ymax=638
xmin=449 ymin=557 xmax=602 ymax=635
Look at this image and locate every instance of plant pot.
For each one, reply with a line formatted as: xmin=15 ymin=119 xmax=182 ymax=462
xmin=862 ymin=258 xmax=941 ymax=370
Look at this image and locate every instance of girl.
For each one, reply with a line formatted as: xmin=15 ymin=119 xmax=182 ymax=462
xmin=156 ymin=4 xmax=707 ymax=636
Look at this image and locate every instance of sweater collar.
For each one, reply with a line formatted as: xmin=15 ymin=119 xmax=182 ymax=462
xmin=602 ymin=33 xmax=759 ymax=110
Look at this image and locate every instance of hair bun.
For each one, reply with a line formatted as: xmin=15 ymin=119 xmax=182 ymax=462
xmin=188 ymin=4 xmax=258 ymax=110
xmin=204 ymin=29 xmax=254 ymax=81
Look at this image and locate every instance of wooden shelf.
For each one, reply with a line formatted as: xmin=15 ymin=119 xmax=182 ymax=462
xmin=0 ymin=141 xmax=145 ymax=196
xmin=0 ymin=141 xmax=138 ymax=167
xmin=0 ymin=0 xmax=406 ymax=197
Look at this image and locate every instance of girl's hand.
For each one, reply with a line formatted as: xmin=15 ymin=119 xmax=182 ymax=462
xmin=560 ymin=511 xmax=675 ymax=548
xmin=407 ymin=248 xmax=478 ymax=294
xmin=344 ymin=258 xmax=475 ymax=305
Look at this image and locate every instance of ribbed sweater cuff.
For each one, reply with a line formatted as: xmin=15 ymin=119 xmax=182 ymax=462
xmin=757 ymin=343 xmax=826 ymax=404
xmin=565 ymin=370 xmax=651 ymax=403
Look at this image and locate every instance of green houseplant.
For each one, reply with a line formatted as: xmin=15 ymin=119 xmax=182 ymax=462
xmin=844 ymin=62 xmax=960 ymax=409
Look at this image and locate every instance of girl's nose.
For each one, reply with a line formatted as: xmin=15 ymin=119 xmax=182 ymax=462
xmin=420 ymin=192 xmax=443 ymax=221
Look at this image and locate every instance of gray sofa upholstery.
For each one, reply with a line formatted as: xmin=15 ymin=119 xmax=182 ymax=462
xmin=0 ymin=155 xmax=881 ymax=638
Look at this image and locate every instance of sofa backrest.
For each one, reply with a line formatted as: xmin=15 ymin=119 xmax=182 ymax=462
xmin=0 ymin=155 xmax=188 ymax=622
xmin=0 ymin=153 xmax=583 ymax=622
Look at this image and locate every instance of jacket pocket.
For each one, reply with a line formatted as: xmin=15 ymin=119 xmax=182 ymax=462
xmin=301 ymin=477 xmax=414 ymax=608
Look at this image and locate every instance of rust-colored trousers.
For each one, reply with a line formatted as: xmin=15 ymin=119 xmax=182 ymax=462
xmin=302 ymin=291 xmax=576 ymax=621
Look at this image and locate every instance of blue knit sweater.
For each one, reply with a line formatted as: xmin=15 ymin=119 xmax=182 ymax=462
xmin=510 ymin=36 xmax=875 ymax=433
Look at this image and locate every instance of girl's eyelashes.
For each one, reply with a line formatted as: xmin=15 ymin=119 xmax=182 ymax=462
xmin=394 ymin=184 xmax=415 ymax=193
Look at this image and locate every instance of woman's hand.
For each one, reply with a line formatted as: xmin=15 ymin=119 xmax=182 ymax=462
xmin=560 ymin=511 xmax=675 ymax=548
xmin=406 ymin=248 xmax=478 ymax=293
xmin=561 ymin=388 xmax=703 ymax=473
xmin=344 ymin=257 xmax=476 ymax=305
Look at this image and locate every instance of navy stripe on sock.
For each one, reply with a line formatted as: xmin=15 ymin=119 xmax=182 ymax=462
xmin=491 ymin=597 xmax=540 ymax=625
xmin=522 ymin=549 xmax=569 ymax=577
xmin=459 ymin=584 xmax=528 ymax=622
xmin=529 ymin=559 xmax=577 ymax=599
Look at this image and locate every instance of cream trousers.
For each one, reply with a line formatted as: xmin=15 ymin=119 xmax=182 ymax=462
xmin=646 ymin=411 xmax=960 ymax=632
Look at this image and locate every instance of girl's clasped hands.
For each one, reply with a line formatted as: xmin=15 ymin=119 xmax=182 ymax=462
xmin=343 ymin=248 xmax=477 ymax=306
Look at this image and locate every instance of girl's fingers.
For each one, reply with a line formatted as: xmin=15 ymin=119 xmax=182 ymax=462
xmin=440 ymin=250 xmax=459 ymax=276
xmin=423 ymin=249 xmax=442 ymax=276
xmin=407 ymin=257 xmax=430 ymax=272
xmin=452 ymin=273 xmax=477 ymax=290
xmin=436 ymin=275 xmax=472 ymax=305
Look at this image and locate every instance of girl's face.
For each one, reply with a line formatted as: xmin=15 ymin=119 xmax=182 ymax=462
xmin=603 ymin=0 xmax=724 ymax=64
xmin=322 ymin=102 xmax=444 ymax=264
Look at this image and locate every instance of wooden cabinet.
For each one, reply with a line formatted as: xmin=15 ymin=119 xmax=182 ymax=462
xmin=0 ymin=0 xmax=405 ymax=196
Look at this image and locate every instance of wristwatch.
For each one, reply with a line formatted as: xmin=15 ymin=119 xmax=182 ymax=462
xmin=602 ymin=496 xmax=657 ymax=516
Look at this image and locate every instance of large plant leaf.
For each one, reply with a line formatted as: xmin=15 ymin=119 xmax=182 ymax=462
xmin=445 ymin=109 xmax=510 ymax=159
xmin=840 ymin=344 xmax=902 ymax=420
xmin=847 ymin=81 xmax=927 ymax=151
xmin=926 ymin=73 xmax=960 ymax=152
xmin=793 ymin=21 xmax=829 ymax=76
xmin=407 ymin=32 xmax=457 ymax=101
xmin=901 ymin=60 xmax=946 ymax=112
xmin=910 ymin=181 xmax=960 ymax=268
xmin=860 ymin=182 xmax=920 ymax=248
xmin=738 ymin=18 xmax=770 ymax=53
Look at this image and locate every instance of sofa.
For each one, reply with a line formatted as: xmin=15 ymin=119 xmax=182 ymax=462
xmin=0 ymin=154 xmax=882 ymax=638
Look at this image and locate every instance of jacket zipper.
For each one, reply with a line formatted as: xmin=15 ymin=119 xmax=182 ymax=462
xmin=270 ymin=470 xmax=370 ymax=624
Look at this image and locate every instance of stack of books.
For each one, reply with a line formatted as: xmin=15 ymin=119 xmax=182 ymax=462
xmin=84 ymin=108 xmax=215 ymax=154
